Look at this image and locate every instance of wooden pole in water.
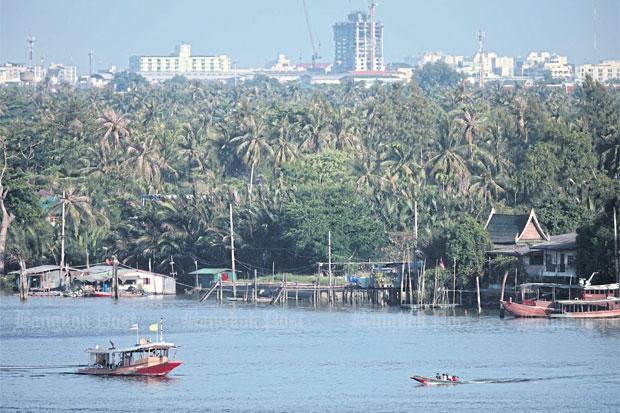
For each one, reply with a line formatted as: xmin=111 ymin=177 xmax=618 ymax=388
xmin=112 ymin=256 xmax=119 ymax=300
xmin=229 ymin=204 xmax=237 ymax=298
xmin=452 ymin=257 xmax=456 ymax=304
xmin=475 ymin=274 xmax=481 ymax=314
xmin=328 ymin=231 xmax=332 ymax=305
xmin=18 ymin=257 xmax=27 ymax=301
xmin=254 ymin=269 xmax=258 ymax=303
xmin=194 ymin=260 xmax=199 ymax=289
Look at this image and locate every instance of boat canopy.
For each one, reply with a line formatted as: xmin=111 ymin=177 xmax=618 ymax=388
xmin=86 ymin=342 xmax=177 ymax=355
xmin=554 ymin=298 xmax=620 ymax=305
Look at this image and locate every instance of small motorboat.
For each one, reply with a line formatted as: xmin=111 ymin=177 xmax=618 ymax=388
xmin=411 ymin=374 xmax=462 ymax=385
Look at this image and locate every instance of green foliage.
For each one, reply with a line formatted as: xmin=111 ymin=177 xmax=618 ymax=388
xmin=533 ymin=197 xmax=591 ymax=235
xmin=280 ymin=185 xmax=386 ymax=266
xmin=0 ymin=74 xmax=617 ymax=276
xmin=414 ymin=62 xmax=462 ymax=93
xmin=576 ymin=209 xmax=617 ymax=281
xmin=447 ymin=217 xmax=492 ymax=287
xmin=4 ymin=173 xmax=43 ymax=225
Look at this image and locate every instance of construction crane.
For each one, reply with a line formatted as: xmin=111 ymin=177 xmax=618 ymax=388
xmin=302 ymin=0 xmax=321 ymax=68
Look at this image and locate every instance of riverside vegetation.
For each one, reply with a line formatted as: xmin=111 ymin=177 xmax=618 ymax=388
xmin=0 ymin=63 xmax=618 ymax=289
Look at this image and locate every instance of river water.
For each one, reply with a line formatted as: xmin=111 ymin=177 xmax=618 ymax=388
xmin=0 ymin=295 xmax=619 ymax=412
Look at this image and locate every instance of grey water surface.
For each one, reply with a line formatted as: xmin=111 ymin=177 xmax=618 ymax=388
xmin=1 ymin=295 xmax=619 ymax=412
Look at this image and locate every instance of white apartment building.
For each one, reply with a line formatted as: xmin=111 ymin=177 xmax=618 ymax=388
xmin=522 ymin=52 xmax=572 ymax=79
xmin=0 ymin=63 xmax=45 ymax=84
xmin=46 ymin=64 xmax=78 ymax=84
xmin=577 ymin=60 xmax=620 ymax=82
xmin=469 ymin=52 xmax=515 ymax=78
xmin=130 ymin=43 xmax=232 ymax=81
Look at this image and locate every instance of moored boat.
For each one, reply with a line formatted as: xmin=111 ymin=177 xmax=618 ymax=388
xmin=500 ymin=276 xmax=620 ymax=319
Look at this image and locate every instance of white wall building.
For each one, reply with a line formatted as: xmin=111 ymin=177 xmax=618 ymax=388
xmin=522 ymin=52 xmax=572 ymax=79
xmin=577 ymin=60 xmax=620 ymax=82
xmin=130 ymin=43 xmax=232 ymax=81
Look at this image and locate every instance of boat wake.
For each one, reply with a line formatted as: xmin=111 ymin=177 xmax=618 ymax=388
xmin=465 ymin=375 xmax=575 ymax=384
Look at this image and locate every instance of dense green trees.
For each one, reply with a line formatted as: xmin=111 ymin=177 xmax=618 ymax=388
xmin=0 ymin=73 xmax=618 ymax=280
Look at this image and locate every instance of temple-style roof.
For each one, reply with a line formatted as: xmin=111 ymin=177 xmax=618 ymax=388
xmin=484 ymin=208 xmax=549 ymax=245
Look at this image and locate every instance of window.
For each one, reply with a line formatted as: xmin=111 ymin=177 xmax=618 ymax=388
xmin=529 ymin=252 xmax=543 ymax=266
xmin=567 ymin=255 xmax=575 ymax=268
xmin=143 ymin=278 xmax=150 ymax=285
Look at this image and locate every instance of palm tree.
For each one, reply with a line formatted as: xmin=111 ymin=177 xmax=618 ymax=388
xmin=329 ymin=107 xmax=361 ymax=151
xmin=427 ymin=118 xmax=471 ymax=195
xmin=230 ymin=113 xmax=273 ymax=196
xmin=300 ymin=100 xmax=330 ymax=153
xmin=455 ymin=106 xmax=484 ymax=152
xmin=125 ymin=133 xmax=173 ymax=188
xmin=97 ymin=108 xmax=129 ymax=155
xmin=50 ymin=186 xmax=98 ymax=269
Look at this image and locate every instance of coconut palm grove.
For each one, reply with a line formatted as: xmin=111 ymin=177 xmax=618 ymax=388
xmin=0 ymin=67 xmax=618 ymax=286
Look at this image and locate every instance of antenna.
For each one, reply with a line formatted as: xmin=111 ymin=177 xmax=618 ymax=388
xmin=26 ymin=34 xmax=35 ymax=68
xmin=369 ymin=0 xmax=377 ymax=71
xmin=88 ymin=50 xmax=95 ymax=75
xmin=478 ymin=29 xmax=485 ymax=88
xmin=593 ymin=0 xmax=598 ymax=62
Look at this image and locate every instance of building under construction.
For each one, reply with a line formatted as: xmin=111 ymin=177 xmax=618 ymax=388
xmin=333 ymin=4 xmax=384 ymax=73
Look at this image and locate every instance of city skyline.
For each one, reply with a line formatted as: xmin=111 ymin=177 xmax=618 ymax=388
xmin=1 ymin=0 xmax=619 ymax=73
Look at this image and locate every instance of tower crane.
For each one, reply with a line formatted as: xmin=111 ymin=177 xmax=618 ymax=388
xmin=302 ymin=0 xmax=321 ymax=68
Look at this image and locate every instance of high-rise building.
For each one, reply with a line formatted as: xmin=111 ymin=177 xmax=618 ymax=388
xmin=333 ymin=10 xmax=384 ymax=73
xmin=129 ymin=43 xmax=232 ymax=81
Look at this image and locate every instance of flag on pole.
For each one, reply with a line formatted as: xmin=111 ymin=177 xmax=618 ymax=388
xmin=130 ymin=323 xmax=139 ymax=331
xmin=149 ymin=323 xmax=159 ymax=332
xmin=439 ymin=257 xmax=446 ymax=269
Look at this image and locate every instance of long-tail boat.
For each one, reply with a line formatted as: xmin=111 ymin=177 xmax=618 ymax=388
xmin=77 ymin=321 xmax=181 ymax=376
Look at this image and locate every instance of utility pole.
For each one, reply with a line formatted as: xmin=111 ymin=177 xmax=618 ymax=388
xmin=60 ymin=191 xmax=66 ymax=286
xmin=478 ymin=29 xmax=485 ymax=88
xmin=614 ymin=207 xmax=619 ymax=286
xmin=229 ymin=203 xmax=237 ymax=298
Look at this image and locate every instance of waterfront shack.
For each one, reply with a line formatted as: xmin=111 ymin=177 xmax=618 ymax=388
xmin=78 ymin=265 xmax=176 ymax=295
xmin=187 ymin=268 xmax=236 ymax=289
xmin=8 ymin=265 xmax=75 ymax=292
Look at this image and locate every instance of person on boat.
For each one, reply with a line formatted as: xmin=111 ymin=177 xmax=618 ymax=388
xmin=436 ymin=373 xmax=441 ymax=380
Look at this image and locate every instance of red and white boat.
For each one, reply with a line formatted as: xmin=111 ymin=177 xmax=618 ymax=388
xmin=411 ymin=374 xmax=462 ymax=385
xmin=78 ymin=322 xmax=181 ymax=376
xmin=501 ymin=277 xmax=620 ymax=319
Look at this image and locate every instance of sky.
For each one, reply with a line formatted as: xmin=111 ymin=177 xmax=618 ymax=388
xmin=1 ymin=0 xmax=618 ymax=73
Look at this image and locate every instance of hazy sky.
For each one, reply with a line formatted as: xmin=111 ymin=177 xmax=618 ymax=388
xmin=1 ymin=0 xmax=618 ymax=72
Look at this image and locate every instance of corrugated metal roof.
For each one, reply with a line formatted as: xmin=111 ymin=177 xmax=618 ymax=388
xmin=530 ymin=232 xmax=576 ymax=251
xmin=188 ymin=268 xmax=234 ymax=275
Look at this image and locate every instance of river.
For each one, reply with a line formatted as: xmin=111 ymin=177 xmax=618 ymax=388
xmin=0 ymin=295 xmax=619 ymax=412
